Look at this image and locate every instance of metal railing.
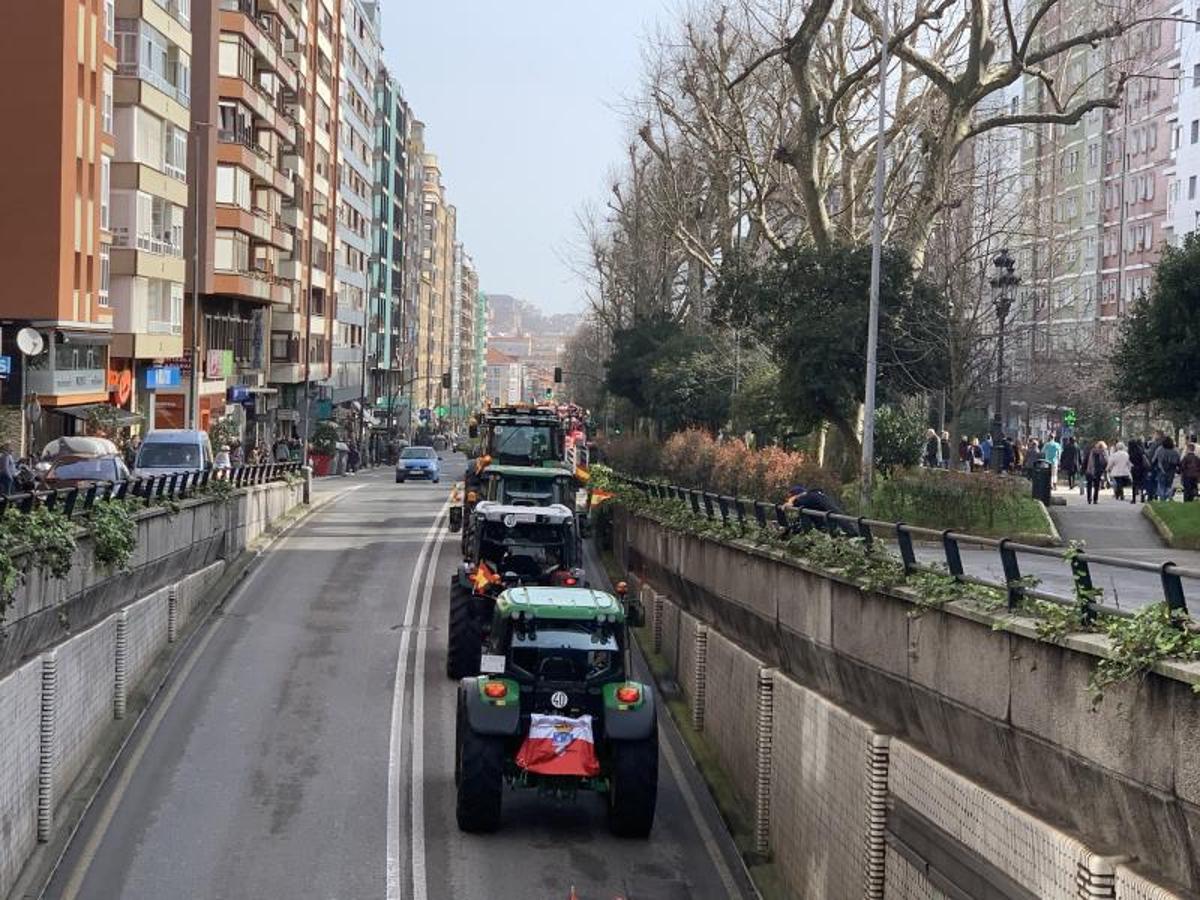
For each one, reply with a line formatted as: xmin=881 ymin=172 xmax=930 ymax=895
xmin=0 ymin=463 xmax=302 ymax=521
xmin=615 ymin=476 xmax=1200 ymax=622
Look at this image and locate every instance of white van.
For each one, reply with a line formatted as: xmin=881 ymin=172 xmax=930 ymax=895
xmin=133 ymin=429 xmax=214 ymax=479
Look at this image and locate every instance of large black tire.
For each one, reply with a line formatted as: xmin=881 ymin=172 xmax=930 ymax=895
xmin=446 ymin=582 xmax=482 ymax=679
xmin=455 ymin=720 xmax=505 ymax=832
xmin=395 ymin=474 xmax=406 ymax=483
xmin=607 ymin=734 xmax=659 ymax=837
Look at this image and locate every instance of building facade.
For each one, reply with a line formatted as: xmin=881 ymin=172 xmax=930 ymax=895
xmin=0 ymin=0 xmax=120 ymax=449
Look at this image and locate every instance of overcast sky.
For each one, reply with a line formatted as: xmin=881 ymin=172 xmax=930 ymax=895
xmin=379 ymin=1 xmax=674 ymax=314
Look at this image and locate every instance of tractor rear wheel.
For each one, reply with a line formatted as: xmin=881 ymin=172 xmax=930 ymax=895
xmin=446 ymin=582 xmax=482 ymax=679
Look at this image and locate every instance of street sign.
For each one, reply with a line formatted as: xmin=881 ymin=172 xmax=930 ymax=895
xmin=145 ymin=365 xmax=182 ymax=389
xmin=0 ymin=355 xmax=10 ymax=378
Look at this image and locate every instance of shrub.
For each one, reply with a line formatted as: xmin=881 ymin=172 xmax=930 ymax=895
xmin=310 ymin=421 xmax=339 ymax=456
xmin=598 ymin=433 xmax=663 ymax=477
xmin=661 ymin=428 xmax=717 ymax=487
xmin=868 ymin=467 xmax=1039 ymax=535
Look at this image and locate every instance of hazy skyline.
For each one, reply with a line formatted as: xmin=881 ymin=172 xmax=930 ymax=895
xmin=380 ymin=1 xmax=674 ymax=314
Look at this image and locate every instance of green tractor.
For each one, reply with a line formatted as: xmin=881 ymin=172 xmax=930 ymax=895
xmin=446 ymin=502 xmax=586 ymax=679
xmin=454 ymin=586 xmax=657 ymax=836
xmin=449 ymin=464 xmax=585 ymax=547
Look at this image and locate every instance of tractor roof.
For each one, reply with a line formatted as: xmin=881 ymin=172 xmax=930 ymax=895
xmin=496 ymin=587 xmax=625 ymax=622
xmin=474 ymin=502 xmax=575 ymax=523
xmin=483 ymin=465 xmax=574 ymax=480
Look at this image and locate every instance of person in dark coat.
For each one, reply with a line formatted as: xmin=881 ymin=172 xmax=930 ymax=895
xmin=923 ymin=429 xmax=941 ymax=468
xmin=1128 ymin=439 xmax=1149 ymax=503
xmin=1084 ymin=441 xmax=1109 ymax=505
xmin=1060 ymin=436 xmax=1080 ymax=490
xmin=1180 ymin=443 xmax=1200 ymax=503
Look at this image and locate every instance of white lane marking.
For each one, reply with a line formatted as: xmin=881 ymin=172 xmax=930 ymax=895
xmin=386 ymin=502 xmax=448 ymax=900
xmin=409 ymin=526 xmax=446 ymax=900
xmin=657 ymin=728 xmax=742 ymax=898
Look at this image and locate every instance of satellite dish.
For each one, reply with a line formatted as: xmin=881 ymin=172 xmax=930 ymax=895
xmin=16 ymin=328 xmax=44 ymax=356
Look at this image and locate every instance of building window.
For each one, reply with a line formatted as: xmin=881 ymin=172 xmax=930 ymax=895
xmin=100 ymin=156 xmax=111 ymax=230
xmin=1189 ymin=175 xmax=1195 ymax=200
xmin=215 ymin=164 xmax=251 ymax=210
xmin=98 ymin=244 xmax=111 ymax=307
xmin=214 ymin=228 xmax=249 ymax=272
xmin=104 ymin=0 xmax=115 ymax=44
xmin=163 ymin=124 xmax=187 ymax=180
xmin=1191 ymin=119 xmax=1198 ymax=144
xmin=101 ymin=69 xmax=113 ymax=134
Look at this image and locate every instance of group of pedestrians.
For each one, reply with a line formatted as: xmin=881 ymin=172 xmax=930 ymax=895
xmin=1079 ymin=435 xmax=1200 ymax=504
xmin=922 ymin=426 xmax=1200 ymax=506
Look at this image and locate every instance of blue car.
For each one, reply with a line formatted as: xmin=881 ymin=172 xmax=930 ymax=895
xmin=396 ymin=446 xmax=441 ymax=483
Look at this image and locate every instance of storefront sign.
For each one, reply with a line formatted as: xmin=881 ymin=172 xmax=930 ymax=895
xmin=205 ymin=349 xmax=234 ymax=380
xmin=227 ymin=384 xmax=250 ymax=402
xmin=145 ymin=366 xmax=182 ymax=389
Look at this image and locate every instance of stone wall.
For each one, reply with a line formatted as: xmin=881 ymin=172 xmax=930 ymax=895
xmin=0 ymin=660 xmax=41 ymax=899
xmin=619 ymin=509 xmax=1199 ymax=898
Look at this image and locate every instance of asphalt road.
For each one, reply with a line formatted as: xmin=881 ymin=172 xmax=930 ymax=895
xmin=43 ymin=461 xmax=755 ymax=900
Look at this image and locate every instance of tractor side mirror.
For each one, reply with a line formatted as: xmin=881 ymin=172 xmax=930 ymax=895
xmin=448 ymin=506 xmax=463 ymax=533
xmin=469 ymin=424 xmax=479 ymax=438
xmin=626 ymin=598 xmax=645 ymax=628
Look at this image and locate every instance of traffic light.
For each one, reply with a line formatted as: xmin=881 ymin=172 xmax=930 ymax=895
xmin=553 ymin=366 xmax=563 ymax=384
xmin=545 ymin=387 xmax=553 ymax=398
xmin=441 ymin=372 xmax=451 ymax=389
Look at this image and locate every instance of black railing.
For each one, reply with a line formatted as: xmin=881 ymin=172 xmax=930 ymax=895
xmin=0 ymin=463 xmax=303 ymax=520
xmin=612 ymin=476 xmax=1200 ymax=622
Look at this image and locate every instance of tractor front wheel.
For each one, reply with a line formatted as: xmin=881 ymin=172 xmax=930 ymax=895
xmin=607 ymin=734 xmax=659 ymax=837
xmin=455 ymin=721 xmax=505 ymax=832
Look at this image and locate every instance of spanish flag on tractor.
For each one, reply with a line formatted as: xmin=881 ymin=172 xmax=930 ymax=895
xmin=589 ymin=489 xmax=614 ymax=507
xmin=515 ymin=714 xmax=601 ymax=777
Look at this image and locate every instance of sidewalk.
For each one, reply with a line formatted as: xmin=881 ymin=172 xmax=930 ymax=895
xmin=1048 ymin=482 xmax=1200 ymax=561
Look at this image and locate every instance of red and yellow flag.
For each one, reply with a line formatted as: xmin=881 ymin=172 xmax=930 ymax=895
xmin=470 ymin=561 xmax=501 ymax=593
xmin=590 ymin=489 xmax=614 ymax=507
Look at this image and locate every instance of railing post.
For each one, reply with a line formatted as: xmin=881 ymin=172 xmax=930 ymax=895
xmin=61 ymin=488 xmax=79 ymax=517
xmin=1069 ymin=552 xmax=1097 ymax=625
xmin=716 ymin=495 xmax=730 ymax=525
xmin=703 ymin=493 xmax=715 ymax=520
xmin=896 ymin=523 xmax=917 ymax=574
xmin=753 ymin=501 xmax=768 ymax=529
xmin=688 ymin=489 xmax=700 ymax=515
xmin=1161 ymin=562 xmax=1188 ymax=615
xmin=998 ymin=538 xmax=1023 ymax=609
xmin=774 ymin=504 xmax=790 ymax=530
xmin=856 ymin=516 xmax=873 ymax=547
xmin=941 ymin=530 xmax=964 ymax=579
xmin=733 ymin=498 xmax=747 ymax=526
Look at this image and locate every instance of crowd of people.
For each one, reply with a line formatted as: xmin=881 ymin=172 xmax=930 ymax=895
xmin=921 ymin=428 xmax=1200 ymax=505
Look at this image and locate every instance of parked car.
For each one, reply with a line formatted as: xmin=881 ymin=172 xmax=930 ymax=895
xmin=133 ymin=430 xmax=214 ymax=479
xmin=43 ymin=454 xmax=130 ymax=488
xmin=396 ymin=446 xmax=441 ymax=483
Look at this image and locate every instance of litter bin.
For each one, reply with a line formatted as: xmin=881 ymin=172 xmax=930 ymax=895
xmin=1031 ymin=458 xmax=1052 ymax=505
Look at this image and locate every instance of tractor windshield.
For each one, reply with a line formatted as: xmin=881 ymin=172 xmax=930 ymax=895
xmin=509 ymin=625 xmax=621 ymax=682
xmin=488 ymin=423 xmax=562 ymax=465
xmin=479 ymin=520 xmax=573 ymax=577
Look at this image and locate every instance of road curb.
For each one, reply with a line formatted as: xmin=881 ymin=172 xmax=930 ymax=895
xmin=17 ymin=490 xmax=341 ymax=900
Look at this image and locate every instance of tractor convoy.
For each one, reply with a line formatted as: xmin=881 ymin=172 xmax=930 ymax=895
xmin=437 ymin=404 xmax=658 ymax=836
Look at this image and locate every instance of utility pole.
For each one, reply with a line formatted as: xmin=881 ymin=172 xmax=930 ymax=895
xmin=860 ymin=0 xmax=889 ymax=506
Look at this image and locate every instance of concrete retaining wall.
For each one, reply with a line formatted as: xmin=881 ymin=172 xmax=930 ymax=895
xmin=620 ymin=509 xmax=1198 ymax=898
xmin=1 ymin=480 xmax=304 ymax=676
xmin=0 ymin=480 xmax=303 ymax=900
xmin=0 ymin=660 xmax=42 ymax=900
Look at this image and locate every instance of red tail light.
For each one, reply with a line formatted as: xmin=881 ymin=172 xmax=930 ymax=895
xmin=483 ymin=681 xmax=508 ymax=699
xmin=564 ymin=576 xmax=577 ymax=586
xmin=616 ymin=685 xmax=640 ymax=704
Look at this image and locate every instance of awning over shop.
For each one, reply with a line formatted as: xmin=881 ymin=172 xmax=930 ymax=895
xmin=56 ymin=404 xmax=142 ymax=426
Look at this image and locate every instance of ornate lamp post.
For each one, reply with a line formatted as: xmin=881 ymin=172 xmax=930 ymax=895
xmin=989 ymin=249 xmax=1020 ymax=470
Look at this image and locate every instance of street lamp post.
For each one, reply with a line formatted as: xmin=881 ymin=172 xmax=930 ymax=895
xmin=989 ymin=248 xmax=1020 ymax=471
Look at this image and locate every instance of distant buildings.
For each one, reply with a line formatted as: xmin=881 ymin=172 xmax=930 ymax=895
xmin=483 ymin=293 xmax=575 ymax=405
xmin=0 ymin=0 xmax=482 ymax=452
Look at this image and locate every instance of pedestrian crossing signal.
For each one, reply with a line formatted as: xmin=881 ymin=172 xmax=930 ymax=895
xmin=1063 ymin=408 xmax=1077 ymax=426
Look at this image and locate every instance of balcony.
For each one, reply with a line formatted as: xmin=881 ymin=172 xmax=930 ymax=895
xmin=218 ymin=7 xmax=298 ymax=94
xmin=213 ymin=270 xmax=290 ymax=305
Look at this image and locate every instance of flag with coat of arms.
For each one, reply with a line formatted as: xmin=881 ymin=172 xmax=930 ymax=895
xmin=516 ymin=714 xmax=601 ymax=777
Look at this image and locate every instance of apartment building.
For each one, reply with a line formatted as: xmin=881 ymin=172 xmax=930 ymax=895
xmin=403 ymin=121 xmax=427 ymax=429
xmin=269 ymin=0 xmax=341 ymax=439
xmin=1011 ymin=2 xmax=1176 ymax=433
xmin=485 ymin=348 xmax=522 ymax=406
xmin=324 ymin=0 xmax=378 ymax=405
xmin=0 ymin=0 xmax=119 ymax=447
xmin=369 ymin=66 xmax=411 ymax=429
xmin=109 ymin=0 xmax=192 ymax=428
xmin=473 ymin=289 xmax=488 ymax=409
xmin=458 ymin=249 xmax=480 ymax=411
xmin=415 ymin=152 xmax=456 ymax=420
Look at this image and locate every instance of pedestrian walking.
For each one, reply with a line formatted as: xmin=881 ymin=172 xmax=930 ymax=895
xmin=923 ymin=429 xmax=940 ymax=468
xmin=980 ymin=435 xmax=993 ymax=469
xmin=1180 ymin=443 xmax=1200 ymax=502
xmin=230 ymin=440 xmax=244 ymax=467
xmin=1084 ymin=440 xmax=1108 ymax=505
xmin=1023 ymin=439 xmax=1042 ymax=477
xmin=1060 ymin=436 xmax=1080 ymax=490
xmin=969 ymin=437 xmax=984 ymax=471
xmin=215 ymin=445 xmax=232 ymax=471
xmin=1107 ymin=441 xmax=1132 ymax=500
xmin=1001 ymin=436 xmax=1016 ymax=473
xmin=1152 ymin=436 xmax=1181 ymax=501
xmin=1042 ymin=434 xmax=1062 ymax=488
xmin=939 ymin=431 xmax=952 ymax=470
xmin=958 ymin=436 xmax=971 ymax=472
xmin=1128 ymin=439 xmax=1149 ymax=503
xmin=0 ymin=444 xmax=15 ymax=496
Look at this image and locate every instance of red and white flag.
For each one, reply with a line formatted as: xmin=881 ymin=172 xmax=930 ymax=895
xmin=516 ymin=714 xmax=601 ymax=777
